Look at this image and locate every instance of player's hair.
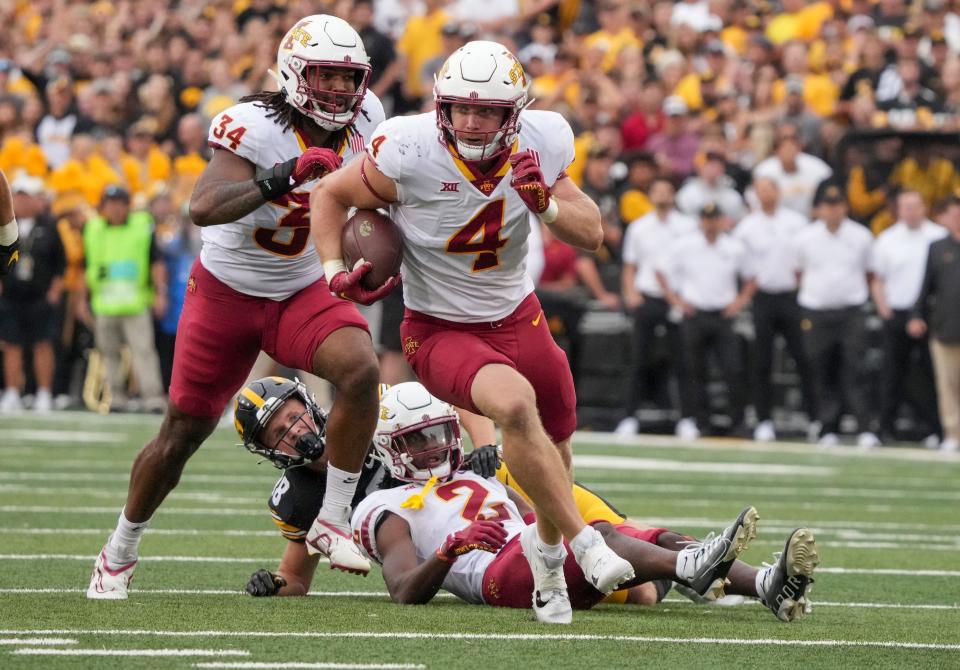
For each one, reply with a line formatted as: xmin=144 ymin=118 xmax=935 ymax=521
xmin=239 ymin=90 xmax=347 ymax=148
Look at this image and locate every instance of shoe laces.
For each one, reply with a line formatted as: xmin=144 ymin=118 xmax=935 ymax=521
xmin=678 ymin=531 xmax=723 ymax=564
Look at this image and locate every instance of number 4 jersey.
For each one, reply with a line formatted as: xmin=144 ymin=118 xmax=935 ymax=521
xmin=202 ymin=92 xmax=385 ymax=299
xmin=366 ymin=109 xmax=575 ymax=322
xmin=351 ymin=471 xmax=527 ymax=604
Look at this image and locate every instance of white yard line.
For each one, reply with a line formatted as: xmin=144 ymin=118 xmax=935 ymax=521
xmin=0 ymin=638 xmax=77 ymax=645
xmin=572 ymin=455 xmax=832 ymax=476
xmin=0 ymin=527 xmax=278 ymax=537
xmin=0 ymin=484 xmax=259 ymax=504
xmin=0 ymin=472 xmax=270 ymax=484
xmin=0 ymin=554 xmax=313 ymax=563
xmin=0 ymin=505 xmax=264 ymax=516
xmin=12 ymin=648 xmax=250 ymax=657
xmin=3 ymin=430 xmax=127 ymax=443
xmin=2 ymin=588 xmax=958 ymax=612
xmin=641 ymin=517 xmax=960 ymax=532
xmin=587 ymin=481 xmax=960 ymax=501
xmin=1 ymin=630 xmax=958 ymax=651
xmin=575 ymin=431 xmax=960 ymax=463
xmin=194 ymin=664 xmax=425 ymax=669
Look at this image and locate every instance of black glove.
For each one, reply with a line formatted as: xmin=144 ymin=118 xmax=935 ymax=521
xmin=464 ymin=444 xmax=500 ymax=478
xmin=0 ymin=239 xmax=19 ymax=276
xmin=245 ymin=568 xmax=287 ymax=597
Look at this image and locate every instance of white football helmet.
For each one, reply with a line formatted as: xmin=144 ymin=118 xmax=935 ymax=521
xmin=434 ymin=40 xmax=529 ymax=162
xmin=276 ymin=14 xmax=371 ymax=131
xmin=374 ymin=382 xmax=464 ymax=483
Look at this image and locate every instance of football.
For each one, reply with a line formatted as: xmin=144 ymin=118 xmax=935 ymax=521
xmin=341 ymin=209 xmax=404 ymax=290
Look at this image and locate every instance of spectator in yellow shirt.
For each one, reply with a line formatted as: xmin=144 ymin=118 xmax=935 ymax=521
xmin=584 ymin=2 xmax=642 ymax=73
xmin=397 ymin=0 xmax=449 ymax=103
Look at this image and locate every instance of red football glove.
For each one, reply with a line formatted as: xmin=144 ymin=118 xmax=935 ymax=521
xmin=291 ymin=147 xmax=342 ymax=185
xmin=509 ymin=150 xmax=552 ymax=215
xmin=436 ymin=519 xmax=508 ymax=563
xmin=328 ymin=261 xmax=400 ymax=306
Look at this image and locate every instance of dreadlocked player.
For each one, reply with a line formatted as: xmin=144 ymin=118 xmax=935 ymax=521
xmin=87 ymin=14 xmax=397 ymax=600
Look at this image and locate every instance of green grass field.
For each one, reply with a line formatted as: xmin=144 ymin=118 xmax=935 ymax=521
xmin=1 ymin=411 xmax=959 ymax=669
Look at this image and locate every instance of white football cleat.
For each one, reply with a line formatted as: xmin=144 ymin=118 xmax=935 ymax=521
xmin=305 ymin=515 xmax=370 ymax=575
xmin=613 ymin=416 xmax=639 ymax=437
xmin=570 ymin=526 xmax=635 ymax=596
xmin=675 ymin=506 xmax=758 ymax=601
xmin=519 ymin=524 xmax=572 ymax=624
xmin=675 ymin=418 xmax=700 ymax=441
xmin=86 ymin=545 xmax=138 ymax=600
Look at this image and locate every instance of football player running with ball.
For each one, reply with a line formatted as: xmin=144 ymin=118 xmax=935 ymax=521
xmin=311 ymin=41 xmax=638 ymax=623
xmin=87 ymin=15 xmax=396 ymax=600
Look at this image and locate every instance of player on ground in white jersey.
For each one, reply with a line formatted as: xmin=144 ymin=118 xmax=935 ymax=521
xmin=311 ymin=40 xmax=645 ymax=624
xmin=352 ymin=383 xmax=820 ymax=623
xmin=87 ymin=15 xmax=396 ymax=600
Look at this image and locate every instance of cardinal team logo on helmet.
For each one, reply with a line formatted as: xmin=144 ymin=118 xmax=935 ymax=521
xmin=434 ymin=40 xmax=529 ymax=163
xmin=373 ymin=382 xmax=464 ymax=483
xmin=276 ymin=14 xmax=372 ymax=131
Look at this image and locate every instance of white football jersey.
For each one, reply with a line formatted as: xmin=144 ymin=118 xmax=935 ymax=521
xmin=351 ymin=471 xmax=526 ymax=604
xmin=367 ymin=110 xmax=575 ymax=321
xmin=201 ymin=93 xmax=385 ymax=300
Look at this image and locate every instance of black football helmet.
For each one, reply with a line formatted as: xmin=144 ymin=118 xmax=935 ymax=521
xmin=234 ymin=376 xmax=327 ymax=469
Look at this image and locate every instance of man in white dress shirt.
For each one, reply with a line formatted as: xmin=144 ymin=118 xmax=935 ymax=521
xmin=794 ymin=184 xmax=878 ymax=447
xmin=870 ymin=190 xmax=946 ymax=445
xmin=752 ymin=125 xmax=832 ymax=218
xmin=733 ymin=177 xmax=814 ymax=442
xmin=616 ymin=178 xmax=698 ymax=436
xmin=657 ymin=202 xmax=756 ymax=440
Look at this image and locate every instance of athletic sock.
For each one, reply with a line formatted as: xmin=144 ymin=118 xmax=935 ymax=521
xmin=107 ymin=509 xmax=150 ymax=562
xmin=569 ymin=525 xmax=602 ymax=557
xmin=319 ymin=464 xmax=362 ymax=524
xmin=534 ymin=532 xmax=566 ymax=569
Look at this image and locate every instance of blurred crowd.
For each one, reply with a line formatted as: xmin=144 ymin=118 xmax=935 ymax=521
xmin=1 ymin=0 xmax=959 ymax=450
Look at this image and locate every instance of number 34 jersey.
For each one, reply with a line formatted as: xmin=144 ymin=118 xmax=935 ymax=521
xmin=202 ymin=92 xmax=385 ymax=300
xmin=351 ymin=471 xmax=527 ymax=604
xmin=366 ymin=109 xmax=575 ymax=322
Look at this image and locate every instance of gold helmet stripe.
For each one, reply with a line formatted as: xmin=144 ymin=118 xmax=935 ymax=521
xmin=241 ymin=387 xmax=266 ymax=409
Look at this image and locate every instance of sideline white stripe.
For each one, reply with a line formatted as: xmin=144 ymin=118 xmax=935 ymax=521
xmin=3 ymin=588 xmax=958 ymax=611
xmin=572 ymin=455 xmax=832 ymax=476
xmin=819 ymin=567 xmax=960 ymax=577
xmin=195 ymin=664 xmax=425 ymax=669
xmin=2 ymin=630 xmax=958 ymax=651
xmin=0 ymin=638 xmax=77 ymax=645
xmin=13 ymin=649 xmax=249 ymax=657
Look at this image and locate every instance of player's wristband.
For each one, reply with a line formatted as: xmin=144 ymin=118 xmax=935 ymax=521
xmin=0 ymin=218 xmax=18 ymax=246
xmin=254 ymin=157 xmax=297 ymax=201
xmin=538 ymin=198 xmax=559 ymax=224
xmin=435 ymin=547 xmax=456 ymax=564
xmin=323 ymin=259 xmax=348 ymax=284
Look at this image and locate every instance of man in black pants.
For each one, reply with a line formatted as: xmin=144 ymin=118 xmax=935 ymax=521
xmin=733 ymin=177 xmax=815 ymax=441
xmin=794 ymin=185 xmax=877 ymax=447
xmin=870 ymin=191 xmax=945 ymax=445
xmin=616 ymin=178 xmax=698 ymax=435
xmin=657 ymin=203 xmax=756 ymax=439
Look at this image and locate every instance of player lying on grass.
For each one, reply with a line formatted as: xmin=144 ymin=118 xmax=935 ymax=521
xmin=239 ymin=378 xmax=819 ymax=622
xmin=237 ymin=376 xmax=665 ymax=604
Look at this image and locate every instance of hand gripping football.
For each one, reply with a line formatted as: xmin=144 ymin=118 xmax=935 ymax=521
xmin=341 ymin=209 xmax=403 ymax=290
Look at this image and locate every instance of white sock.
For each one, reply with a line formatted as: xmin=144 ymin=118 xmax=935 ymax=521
xmin=107 ymin=509 xmax=150 ymax=561
xmin=755 ymin=567 xmax=770 ymax=600
xmin=569 ymin=525 xmax=601 ymax=557
xmin=319 ymin=464 xmax=361 ymax=523
xmin=534 ymin=532 xmax=566 ymax=569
